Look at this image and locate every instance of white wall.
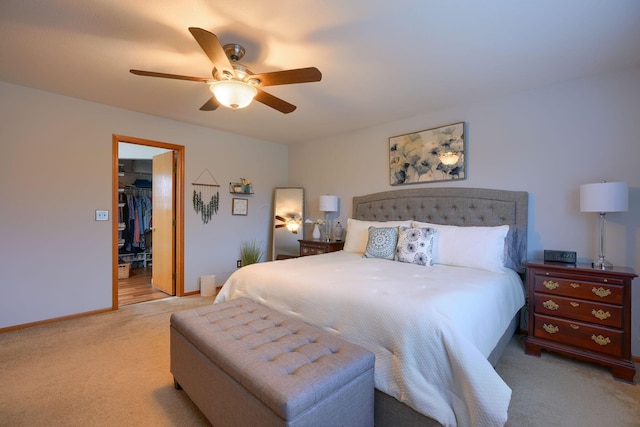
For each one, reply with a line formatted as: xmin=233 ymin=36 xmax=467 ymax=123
xmin=290 ymin=66 xmax=640 ymax=356
xmin=0 ymin=82 xmax=287 ymax=328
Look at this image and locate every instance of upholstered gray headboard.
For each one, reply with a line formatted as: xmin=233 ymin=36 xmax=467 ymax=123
xmin=352 ymin=187 xmax=529 ymax=272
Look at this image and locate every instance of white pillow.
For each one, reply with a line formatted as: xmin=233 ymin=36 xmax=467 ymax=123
xmin=344 ymin=219 xmax=412 ymax=253
xmin=412 ymin=221 xmax=509 ymax=272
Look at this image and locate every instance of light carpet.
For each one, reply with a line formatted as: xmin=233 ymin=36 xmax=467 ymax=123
xmin=498 ymin=335 xmax=639 ymax=427
xmin=0 ymin=295 xmax=638 ymax=426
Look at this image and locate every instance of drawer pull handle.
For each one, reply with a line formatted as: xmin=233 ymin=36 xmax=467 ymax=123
xmin=592 ymin=287 xmax=612 ymax=298
xmin=543 ymin=300 xmax=559 ymax=310
xmin=543 ymin=280 xmax=559 ymax=290
xmin=570 ymin=283 xmax=580 ymax=288
xmin=543 ymin=323 xmax=559 ymax=334
xmin=591 ymin=334 xmax=611 ymax=346
xmin=570 ymin=302 xmax=580 ymax=307
xmin=570 ymin=324 xmax=579 ymax=329
xmin=592 ymin=309 xmax=611 ymax=320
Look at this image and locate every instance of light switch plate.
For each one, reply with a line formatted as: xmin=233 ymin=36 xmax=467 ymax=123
xmin=95 ymin=210 xmax=109 ymax=221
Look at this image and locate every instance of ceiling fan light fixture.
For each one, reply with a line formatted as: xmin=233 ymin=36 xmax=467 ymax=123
xmin=285 ymin=219 xmax=300 ymax=233
xmin=209 ymin=80 xmax=257 ymax=110
xmin=132 ymin=28 xmax=321 ymax=114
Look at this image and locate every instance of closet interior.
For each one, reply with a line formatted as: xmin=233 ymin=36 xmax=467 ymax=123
xmin=117 ymin=158 xmax=166 ymax=305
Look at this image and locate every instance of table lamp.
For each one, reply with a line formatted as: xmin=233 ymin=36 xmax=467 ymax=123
xmin=319 ymin=195 xmax=338 ymax=242
xmin=579 ymin=181 xmax=628 ymax=269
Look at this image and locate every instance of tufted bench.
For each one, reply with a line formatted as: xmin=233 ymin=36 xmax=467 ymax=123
xmin=170 ymin=298 xmax=375 ymax=427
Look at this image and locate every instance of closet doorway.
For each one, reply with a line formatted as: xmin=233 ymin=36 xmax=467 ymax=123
xmin=112 ymin=135 xmax=185 ymax=309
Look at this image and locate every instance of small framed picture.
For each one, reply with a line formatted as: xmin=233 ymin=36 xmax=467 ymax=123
xmin=232 ymin=198 xmax=248 ymax=216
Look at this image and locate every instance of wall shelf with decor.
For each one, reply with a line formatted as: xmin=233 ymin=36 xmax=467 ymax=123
xmin=229 ymin=179 xmax=254 ymax=195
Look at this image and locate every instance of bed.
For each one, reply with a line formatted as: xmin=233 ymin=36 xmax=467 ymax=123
xmin=215 ymin=187 xmax=528 ymax=427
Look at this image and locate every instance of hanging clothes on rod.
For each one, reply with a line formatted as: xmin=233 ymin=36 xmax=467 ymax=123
xmin=121 ymin=187 xmax=152 ymax=253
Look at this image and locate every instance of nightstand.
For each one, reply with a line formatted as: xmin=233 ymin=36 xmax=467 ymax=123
xmin=298 ymin=239 xmax=344 ymax=257
xmin=524 ymin=260 xmax=637 ymax=382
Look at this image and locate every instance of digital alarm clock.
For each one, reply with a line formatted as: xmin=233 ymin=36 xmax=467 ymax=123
xmin=543 ymin=249 xmax=577 ymax=264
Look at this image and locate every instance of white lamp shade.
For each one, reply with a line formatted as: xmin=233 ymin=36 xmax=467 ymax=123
xmin=209 ymin=81 xmax=257 ymax=109
xmin=580 ymin=182 xmax=628 ymax=213
xmin=319 ymin=195 xmax=338 ymax=212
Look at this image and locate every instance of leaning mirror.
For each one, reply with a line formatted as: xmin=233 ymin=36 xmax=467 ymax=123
xmin=271 ymin=187 xmax=304 ymax=260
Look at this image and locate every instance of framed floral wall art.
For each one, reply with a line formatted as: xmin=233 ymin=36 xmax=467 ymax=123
xmin=389 ymin=122 xmax=466 ymax=185
xmin=232 ymin=198 xmax=248 ymax=216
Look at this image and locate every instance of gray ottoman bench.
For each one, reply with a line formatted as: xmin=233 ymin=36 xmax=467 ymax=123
xmin=170 ymin=298 xmax=375 ymax=427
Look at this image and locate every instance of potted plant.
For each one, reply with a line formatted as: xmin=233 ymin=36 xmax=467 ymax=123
xmin=240 ymin=240 xmax=263 ymax=266
xmin=241 ymin=178 xmax=252 ymax=193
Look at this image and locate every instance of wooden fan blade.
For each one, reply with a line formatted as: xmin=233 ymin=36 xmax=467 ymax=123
xmin=275 ymin=224 xmax=286 ymax=228
xmin=130 ymin=69 xmax=211 ymax=82
xmin=188 ymin=27 xmax=234 ymax=77
xmin=200 ymin=97 xmax=219 ymax=111
xmin=275 ymin=215 xmax=287 ymax=222
xmin=255 ymin=89 xmax=297 ymax=114
xmin=252 ymin=67 xmax=322 ymax=87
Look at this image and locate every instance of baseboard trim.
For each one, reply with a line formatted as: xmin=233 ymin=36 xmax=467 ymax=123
xmin=183 ymin=286 xmax=222 ymax=297
xmin=0 ymin=307 xmax=113 ymax=333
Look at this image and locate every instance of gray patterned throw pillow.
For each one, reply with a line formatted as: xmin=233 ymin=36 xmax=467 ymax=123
xmin=396 ymin=226 xmax=435 ymax=266
xmin=363 ymin=227 xmax=399 ymax=260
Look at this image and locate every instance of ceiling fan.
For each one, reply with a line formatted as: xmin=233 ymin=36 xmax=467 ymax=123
xmin=130 ymin=27 xmax=322 ymax=114
xmin=275 ymin=214 xmax=302 ymax=233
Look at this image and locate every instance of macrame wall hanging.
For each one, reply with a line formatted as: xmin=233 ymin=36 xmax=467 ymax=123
xmin=192 ymin=168 xmax=220 ymax=224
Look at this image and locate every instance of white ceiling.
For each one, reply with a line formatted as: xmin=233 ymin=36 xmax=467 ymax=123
xmin=1 ymin=1 xmax=639 ymax=145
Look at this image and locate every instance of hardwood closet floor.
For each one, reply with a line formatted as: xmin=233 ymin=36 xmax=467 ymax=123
xmin=118 ymin=267 xmax=169 ymax=306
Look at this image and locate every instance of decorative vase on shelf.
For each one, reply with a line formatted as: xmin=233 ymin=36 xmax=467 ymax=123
xmin=334 ymin=221 xmax=344 ymax=241
xmin=312 ymin=224 xmax=321 ymax=240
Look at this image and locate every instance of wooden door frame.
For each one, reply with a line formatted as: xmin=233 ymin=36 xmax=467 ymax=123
xmin=112 ymin=135 xmax=185 ymax=310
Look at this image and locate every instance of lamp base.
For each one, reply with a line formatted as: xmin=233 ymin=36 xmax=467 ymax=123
xmin=324 ymin=212 xmax=331 ymax=242
xmin=592 ymin=212 xmax=614 ymax=270
xmin=592 ymin=257 xmax=613 ymax=270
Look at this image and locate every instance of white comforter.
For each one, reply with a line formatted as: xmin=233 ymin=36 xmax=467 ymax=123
xmin=215 ymin=251 xmax=525 ymax=427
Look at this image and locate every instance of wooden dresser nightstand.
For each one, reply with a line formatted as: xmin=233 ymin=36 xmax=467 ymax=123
xmin=525 ymin=260 xmax=637 ymax=382
xmin=298 ymin=239 xmax=344 ymax=257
